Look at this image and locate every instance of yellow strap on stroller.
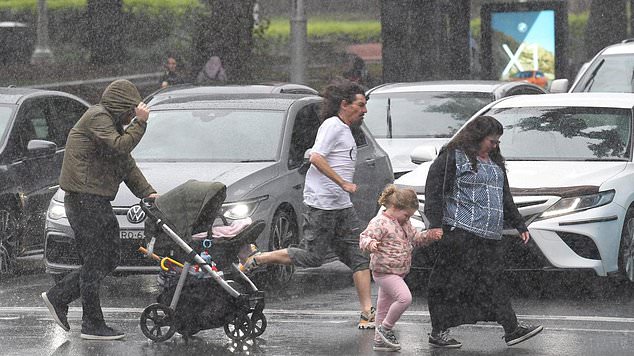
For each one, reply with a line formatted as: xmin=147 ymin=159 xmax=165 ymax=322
xmin=160 ymin=257 xmax=184 ymax=271
xmin=137 ymin=246 xmax=184 ymax=271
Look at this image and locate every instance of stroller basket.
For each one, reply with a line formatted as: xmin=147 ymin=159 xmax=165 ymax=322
xmin=137 ymin=180 xmax=267 ymax=342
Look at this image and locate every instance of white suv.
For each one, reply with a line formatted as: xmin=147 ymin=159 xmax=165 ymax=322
xmin=552 ymin=40 xmax=634 ymax=93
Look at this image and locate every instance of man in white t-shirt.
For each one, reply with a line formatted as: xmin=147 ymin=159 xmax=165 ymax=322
xmin=243 ymin=79 xmax=376 ymax=329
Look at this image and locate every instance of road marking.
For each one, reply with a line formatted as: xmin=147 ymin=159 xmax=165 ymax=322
xmin=3 ymin=307 xmax=634 ymax=324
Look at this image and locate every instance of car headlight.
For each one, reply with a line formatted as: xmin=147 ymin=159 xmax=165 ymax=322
xmin=536 ymin=190 xmax=615 ymax=220
xmin=221 ymin=195 xmax=268 ymax=220
xmin=47 ymin=199 xmax=67 ymax=220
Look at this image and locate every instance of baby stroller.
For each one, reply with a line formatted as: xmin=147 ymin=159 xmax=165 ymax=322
xmin=138 ymin=180 xmax=266 ymax=342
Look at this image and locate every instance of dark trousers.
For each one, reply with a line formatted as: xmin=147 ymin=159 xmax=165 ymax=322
xmin=47 ymin=193 xmax=120 ymax=327
xmin=427 ymin=227 xmax=518 ymax=334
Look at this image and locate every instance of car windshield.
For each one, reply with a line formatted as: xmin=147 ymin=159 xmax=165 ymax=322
xmin=133 ymin=109 xmax=285 ymax=161
xmin=575 ymin=54 xmax=634 ymax=92
xmin=0 ymin=105 xmax=15 ymax=144
xmin=364 ymin=91 xmax=492 ymax=138
xmin=486 ymin=106 xmax=632 ymax=161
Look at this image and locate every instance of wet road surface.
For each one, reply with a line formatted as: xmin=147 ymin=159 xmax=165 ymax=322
xmin=1 ymin=259 xmax=633 ymax=355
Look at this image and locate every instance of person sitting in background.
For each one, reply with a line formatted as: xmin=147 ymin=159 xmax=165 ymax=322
xmin=159 ymin=56 xmax=185 ymax=88
xmin=196 ymin=56 xmax=227 ymax=84
xmin=343 ymin=54 xmax=370 ymax=87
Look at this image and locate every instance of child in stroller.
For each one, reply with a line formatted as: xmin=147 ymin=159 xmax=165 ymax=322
xmin=138 ymin=180 xmax=266 ymax=342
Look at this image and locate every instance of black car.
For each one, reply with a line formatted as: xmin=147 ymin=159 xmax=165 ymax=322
xmin=0 ymin=88 xmax=89 ymax=275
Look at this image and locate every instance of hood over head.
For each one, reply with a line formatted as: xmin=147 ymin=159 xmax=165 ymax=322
xmin=99 ymin=79 xmax=141 ymax=116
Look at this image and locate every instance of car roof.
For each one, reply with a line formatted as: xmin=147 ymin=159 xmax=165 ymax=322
xmin=0 ymin=87 xmax=89 ymax=105
xmin=491 ymin=93 xmax=634 ymax=109
xmin=366 ymin=80 xmax=542 ymax=95
xmin=600 ymin=41 xmax=634 ymax=55
xmin=151 ymin=94 xmax=320 ymax=111
xmin=145 ymin=83 xmax=319 ymax=105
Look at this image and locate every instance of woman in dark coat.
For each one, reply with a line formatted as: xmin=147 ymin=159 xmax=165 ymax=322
xmin=424 ymin=115 xmax=543 ymax=348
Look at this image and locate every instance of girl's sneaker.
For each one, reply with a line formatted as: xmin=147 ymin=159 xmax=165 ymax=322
xmin=377 ymin=325 xmax=400 ymax=348
xmin=373 ymin=340 xmax=401 ymax=352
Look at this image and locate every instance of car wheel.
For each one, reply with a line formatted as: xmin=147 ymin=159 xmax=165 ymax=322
xmin=619 ymin=208 xmax=634 ymax=282
xmin=0 ymin=207 xmax=19 ymax=277
xmin=262 ymin=208 xmax=299 ymax=288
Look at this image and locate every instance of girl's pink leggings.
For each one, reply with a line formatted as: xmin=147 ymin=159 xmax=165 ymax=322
xmin=373 ymin=271 xmax=412 ymax=340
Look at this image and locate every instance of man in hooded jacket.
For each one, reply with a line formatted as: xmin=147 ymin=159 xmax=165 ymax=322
xmin=42 ymin=79 xmax=156 ymax=340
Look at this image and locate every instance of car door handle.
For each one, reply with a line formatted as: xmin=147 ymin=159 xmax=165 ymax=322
xmin=364 ymin=158 xmax=376 ymax=167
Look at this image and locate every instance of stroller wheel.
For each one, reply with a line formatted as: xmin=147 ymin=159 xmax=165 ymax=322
xmin=140 ymin=303 xmax=176 ymax=342
xmin=224 ymin=312 xmax=253 ymax=341
xmin=250 ymin=311 xmax=267 ymax=338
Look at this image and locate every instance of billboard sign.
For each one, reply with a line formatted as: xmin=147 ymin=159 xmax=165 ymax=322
xmin=481 ymin=1 xmax=567 ymax=84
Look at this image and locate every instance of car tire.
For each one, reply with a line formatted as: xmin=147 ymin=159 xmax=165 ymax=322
xmin=0 ymin=207 xmax=19 ymax=277
xmin=259 ymin=208 xmax=299 ymax=289
xmin=619 ymin=207 xmax=634 ymax=282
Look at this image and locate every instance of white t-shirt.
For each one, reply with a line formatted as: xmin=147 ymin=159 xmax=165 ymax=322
xmin=303 ymin=116 xmax=357 ymax=210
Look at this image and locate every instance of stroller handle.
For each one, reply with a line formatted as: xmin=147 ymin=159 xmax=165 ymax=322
xmin=141 ymin=196 xmax=156 ymax=208
xmin=140 ymin=197 xmax=162 ymax=223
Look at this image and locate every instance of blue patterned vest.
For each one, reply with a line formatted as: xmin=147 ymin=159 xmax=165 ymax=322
xmin=443 ymin=149 xmax=505 ymax=240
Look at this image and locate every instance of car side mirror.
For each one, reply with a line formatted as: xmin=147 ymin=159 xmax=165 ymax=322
xmin=27 ymin=139 xmax=57 ymax=159
xmin=298 ymin=149 xmax=312 ymax=175
xmin=410 ymin=145 xmax=438 ymax=164
xmin=550 ymin=79 xmax=569 ymax=93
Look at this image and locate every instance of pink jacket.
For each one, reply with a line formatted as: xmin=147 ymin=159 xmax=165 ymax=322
xmin=359 ymin=212 xmax=430 ymax=275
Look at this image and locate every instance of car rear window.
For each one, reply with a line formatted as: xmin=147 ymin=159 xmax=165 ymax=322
xmin=365 ymin=91 xmax=492 ymax=138
xmin=486 ymin=106 xmax=632 ymax=161
xmin=133 ymin=109 xmax=285 ymax=162
xmin=0 ymin=105 xmax=15 ymax=144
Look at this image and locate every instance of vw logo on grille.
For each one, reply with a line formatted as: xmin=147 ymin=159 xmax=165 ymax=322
xmin=127 ymin=205 xmax=146 ymax=224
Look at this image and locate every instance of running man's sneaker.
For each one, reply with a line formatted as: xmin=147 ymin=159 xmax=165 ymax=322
xmin=377 ymin=325 xmax=400 ymax=348
xmin=428 ymin=329 xmax=462 ymax=348
xmin=240 ymin=252 xmax=262 ymax=273
xmin=504 ymin=322 xmax=543 ymax=346
xmin=80 ymin=324 xmax=125 ymax=340
xmin=41 ymin=292 xmax=70 ymax=332
xmin=373 ymin=339 xmax=401 ymax=352
xmin=358 ymin=306 xmax=376 ymax=329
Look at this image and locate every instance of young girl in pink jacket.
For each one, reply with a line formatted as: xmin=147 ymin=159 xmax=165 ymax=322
xmin=360 ymin=185 xmax=442 ymax=352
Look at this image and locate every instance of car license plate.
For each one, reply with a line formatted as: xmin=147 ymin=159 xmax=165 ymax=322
xmin=120 ymin=230 xmax=145 ymax=240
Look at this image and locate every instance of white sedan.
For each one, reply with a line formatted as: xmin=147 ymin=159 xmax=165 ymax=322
xmin=398 ymin=93 xmax=634 ymax=282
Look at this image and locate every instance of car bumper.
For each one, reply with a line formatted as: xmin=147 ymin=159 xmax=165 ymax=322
xmin=407 ymin=199 xmax=624 ymax=276
xmin=44 ymin=216 xmax=159 ymax=275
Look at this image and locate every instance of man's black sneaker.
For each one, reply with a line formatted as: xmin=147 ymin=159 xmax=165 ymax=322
xmin=428 ymin=329 xmax=462 ymax=348
xmin=505 ymin=323 xmax=543 ymax=346
xmin=41 ymin=292 xmax=70 ymax=332
xmin=80 ymin=324 xmax=125 ymax=340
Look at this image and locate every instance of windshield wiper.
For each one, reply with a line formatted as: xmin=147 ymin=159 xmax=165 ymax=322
xmin=581 ymin=59 xmax=604 ymax=92
xmin=386 ymin=98 xmax=392 ymax=139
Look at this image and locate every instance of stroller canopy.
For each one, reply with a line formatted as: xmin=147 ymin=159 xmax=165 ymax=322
xmin=147 ymin=180 xmax=227 ymax=242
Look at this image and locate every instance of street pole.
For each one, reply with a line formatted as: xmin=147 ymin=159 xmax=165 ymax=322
xmin=31 ymin=0 xmax=54 ymax=65
xmin=290 ymin=0 xmax=307 ymax=84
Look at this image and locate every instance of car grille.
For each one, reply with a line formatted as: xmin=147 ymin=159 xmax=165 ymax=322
xmin=45 ymin=235 xmax=155 ymax=267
